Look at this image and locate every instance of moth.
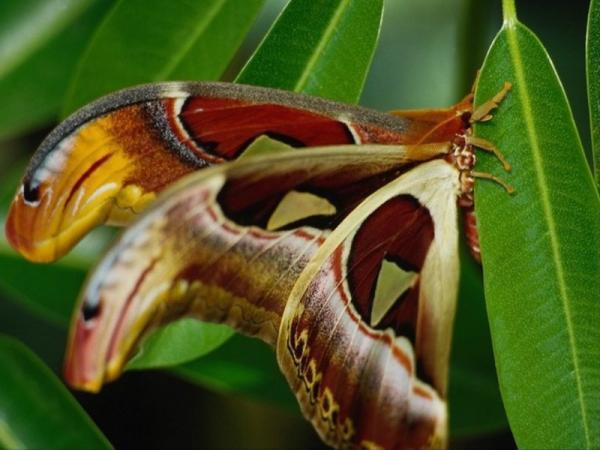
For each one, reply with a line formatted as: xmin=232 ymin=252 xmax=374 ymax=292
xmin=5 ymin=81 xmax=511 ymax=450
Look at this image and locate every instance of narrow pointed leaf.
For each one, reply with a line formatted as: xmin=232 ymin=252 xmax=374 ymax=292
xmin=236 ymin=0 xmax=383 ymax=103
xmin=474 ymin=6 xmax=600 ymax=449
xmin=588 ymin=0 xmax=600 ymax=185
xmin=0 ymin=336 xmax=112 ymax=449
xmin=63 ymin=0 xmax=264 ymax=113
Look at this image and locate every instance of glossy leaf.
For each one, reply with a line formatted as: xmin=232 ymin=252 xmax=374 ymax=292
xmin=0 ymin=0 xmax=113 ymax=139
xmin=0 ymin=0 xmax=95 ymax=79
xmin=63 ymin=0 xmax=264 ymax=113
xmin=127 ymin=320 xmax=233 ymax=370
xmin=0 ymin=292 xmax=66 ymax=373
xmin=0 ymin=248 xmax=87 ymax=326
xmin=588 ymin=0 xmax=600 ymax=185
xmin=236 ymin=0 xmax=383 ymax=103
xmin=0 ymin=219 xmax=115 ymax=325
xmin=474 ymin=2 xmax=600 ymax=448
xmin=0 ymin=336 xmax=112 ymax=449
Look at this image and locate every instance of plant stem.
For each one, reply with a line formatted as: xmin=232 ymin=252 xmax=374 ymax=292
xmin=502 ymin=0 xmax=517 ymax=25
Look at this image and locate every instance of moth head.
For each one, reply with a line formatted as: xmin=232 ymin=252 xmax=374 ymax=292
xmin=5 ymin=106 xmax=158 ymax=263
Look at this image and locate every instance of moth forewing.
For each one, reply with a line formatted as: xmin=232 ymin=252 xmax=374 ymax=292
xmin=6 ymin=80 xmax=468 ymax=263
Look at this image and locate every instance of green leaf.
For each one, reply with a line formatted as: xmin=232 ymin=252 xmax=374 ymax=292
xmin=63 ymin=0 xmax=264 ymax=114
xmin=0 ymin=293 xmax=66 ymax=373
xmin=0 ymin=0 xmax=113 ymax=139
xmin=175 ymin=334 xmax=296 ymax=410
xmin=0 ymin=249 xmax=87 ymax=326
xmin=0 ymin=224 xmax=116 ymax=325
xmin=0 ymin=335 xmax=112 ymax=449
xmin=236 ymin=0 xmax=383 ymax=103
xmin=474 ymin=2 xmax=600 ymax=448
xmin=588 ymin=0 xmax=600 ymax=186
xmin=0 ymin=0 xmax=96 ymax=80
xmin=127 ymin=319 xmax=233 ymax=370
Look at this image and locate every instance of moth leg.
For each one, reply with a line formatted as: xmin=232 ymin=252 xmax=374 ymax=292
xmin=470 ymin=170 xmax=515 ymax=194
xmin=470 ymin=81 xmax=512 ymax=122
xmin=465 ymin=135 xmax=511 ymax=172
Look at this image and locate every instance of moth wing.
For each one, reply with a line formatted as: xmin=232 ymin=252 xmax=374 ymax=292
xmin=5 ymin=81 xmax=469 ymax=262
xmin=278 ymin=159 xmax=461 ymax=450
xmin=64 ymin=143 xmax=450 ymax=392
xmin=5 ymin=82 xmax=412 ymax=262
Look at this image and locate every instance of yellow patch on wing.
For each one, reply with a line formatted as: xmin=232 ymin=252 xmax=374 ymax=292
xmin=267 ymin=190 xmax=337 ymax=231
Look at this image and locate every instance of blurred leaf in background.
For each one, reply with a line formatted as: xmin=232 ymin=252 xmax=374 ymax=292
xmin=0 ymin=335 xmax=111 ymax=449
xmin=0 ymin=0 xmax=114 ymax=139
xmin=63 ymin=0 xmax=265 ymax=113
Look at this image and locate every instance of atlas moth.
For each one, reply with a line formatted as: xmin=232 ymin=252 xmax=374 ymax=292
xmin=5 ymin=80 xmax=512 ymax=450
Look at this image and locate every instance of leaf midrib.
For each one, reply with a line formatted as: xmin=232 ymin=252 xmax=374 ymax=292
xmin=504 ymin=21 xmax=591 ymax=446
xmin=292 ymin=0 xmax=350 ymax=92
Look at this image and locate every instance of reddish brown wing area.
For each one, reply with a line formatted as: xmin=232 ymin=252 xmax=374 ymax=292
xmin=349 ymin=196 xmax=433 ymax=349
xmin=177 ymin=97 xmax=356 ymax=159
xmin=216 ymin=164 xmax=418 ymax=231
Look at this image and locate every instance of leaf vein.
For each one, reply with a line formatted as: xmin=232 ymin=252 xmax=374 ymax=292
xmin=292 ymin=0 xmax=350 ymax=92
